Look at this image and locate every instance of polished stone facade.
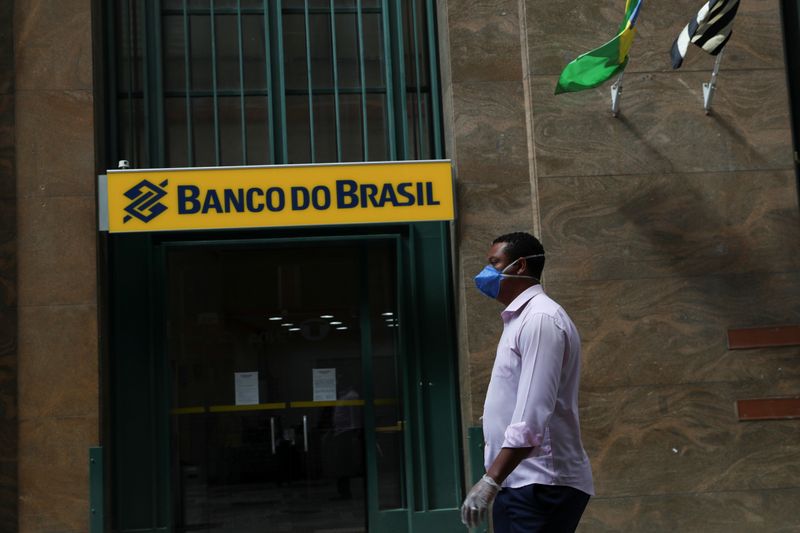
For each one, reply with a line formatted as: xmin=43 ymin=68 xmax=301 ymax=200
xmin=441 ymin=0 xmax=800 ymax=531
xmin=13 ymin=0 xmax=99 ymax=531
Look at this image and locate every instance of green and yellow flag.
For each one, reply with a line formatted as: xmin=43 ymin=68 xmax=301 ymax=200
xmin=555 ymin=0 xmax=643 ymax=94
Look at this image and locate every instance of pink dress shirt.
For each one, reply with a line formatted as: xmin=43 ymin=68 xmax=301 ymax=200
xmin=482 ymin=284 xmax=594 ymax=494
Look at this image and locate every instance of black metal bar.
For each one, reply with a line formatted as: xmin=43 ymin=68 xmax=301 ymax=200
xmin=210 ymin=0 xmax=221 ymax=164
xmin=162 ymin=6 xmax=382 ymax=16
xmin=236 ymin=0 xmax=248 ymax=164
xmin=182 ymin=0 xmax=195 ymax=165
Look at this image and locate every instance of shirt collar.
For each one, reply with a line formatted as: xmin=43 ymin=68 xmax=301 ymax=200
xmin=501 ymin=284 xmax=544 ymax=322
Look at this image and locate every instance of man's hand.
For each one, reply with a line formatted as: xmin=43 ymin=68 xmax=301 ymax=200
xmin=460 ymin=474 xmax=500 ymax=527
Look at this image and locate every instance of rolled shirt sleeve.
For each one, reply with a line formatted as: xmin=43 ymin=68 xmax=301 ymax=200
xmin=501 ymin=313 xmax=565 ymax=450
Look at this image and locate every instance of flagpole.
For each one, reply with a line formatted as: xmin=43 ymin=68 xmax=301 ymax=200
xmin=703 ymin=49 xmax=725 ymax=115
xmin=611 ymin=72 xmax=624 ymax=117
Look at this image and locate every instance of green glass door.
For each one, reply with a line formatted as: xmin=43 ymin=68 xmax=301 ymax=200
xmin=109 ymin=222 xmax=463 ymax=533
xmin=165 ymin=239 xmax=405 ymax=532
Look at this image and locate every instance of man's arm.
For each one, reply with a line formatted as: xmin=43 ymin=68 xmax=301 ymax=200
xmin=486 ymin=446 xmax=534 ymax=484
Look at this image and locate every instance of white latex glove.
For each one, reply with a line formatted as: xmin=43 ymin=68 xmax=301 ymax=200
xmin=460 ymin=474 xmax=500 ymax=528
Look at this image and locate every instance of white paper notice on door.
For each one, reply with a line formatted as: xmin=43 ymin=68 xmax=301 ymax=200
xmin=234 ymin=372 xmax=259 ymax=405
xmin=312 ymin=368 xmax=337 ymax=402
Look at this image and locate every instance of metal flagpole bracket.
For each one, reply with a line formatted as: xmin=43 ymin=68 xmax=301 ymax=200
xmin=703 ymin=49 xmax=725 ymax=115
xmin=611 ymin=72 xmax=624 ymax=118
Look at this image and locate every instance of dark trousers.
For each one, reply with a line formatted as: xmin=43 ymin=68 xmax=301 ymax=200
xmin=492 ymin=483 xmax=590 ymax=533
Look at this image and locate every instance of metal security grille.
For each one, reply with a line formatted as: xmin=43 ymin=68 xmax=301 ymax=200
xmin=107 ymin=0 xmax=443 ymax=169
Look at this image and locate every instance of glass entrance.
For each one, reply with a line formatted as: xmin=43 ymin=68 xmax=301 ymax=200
xmin=166 ymin=240 xmax=404 ymax=532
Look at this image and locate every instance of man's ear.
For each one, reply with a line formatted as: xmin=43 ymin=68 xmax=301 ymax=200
xmin=516 ymin=257 xmax=527 ymax=275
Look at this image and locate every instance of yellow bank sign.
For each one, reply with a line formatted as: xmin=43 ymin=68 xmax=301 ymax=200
xmin=106 ymin=160 xmax=454 ymax=233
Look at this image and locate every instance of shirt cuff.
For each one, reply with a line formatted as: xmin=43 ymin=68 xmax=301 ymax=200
xmin=502 ymin=422 xmax=542 ymax=449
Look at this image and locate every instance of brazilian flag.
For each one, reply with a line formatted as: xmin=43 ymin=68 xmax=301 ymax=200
xmin=555 ymin=0 xmax=643 ymax=94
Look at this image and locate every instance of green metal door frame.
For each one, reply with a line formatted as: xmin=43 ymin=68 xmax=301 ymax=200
xmin=107 ymin=222 xmax=463 ymax=533
xmin=104 ymin=1 xmax=459 ymax=529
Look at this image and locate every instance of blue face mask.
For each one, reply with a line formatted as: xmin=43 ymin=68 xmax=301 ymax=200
xmin=474 ymin=254 xmax=544 ymax=299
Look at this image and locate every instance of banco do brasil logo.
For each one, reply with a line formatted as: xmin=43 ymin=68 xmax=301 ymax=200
xmin=123 ymin=179 xmax=169 ymax=223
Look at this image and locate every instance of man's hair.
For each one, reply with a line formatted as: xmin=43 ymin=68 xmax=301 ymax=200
xmin=493 ymin=232 xmax=545 ymax=279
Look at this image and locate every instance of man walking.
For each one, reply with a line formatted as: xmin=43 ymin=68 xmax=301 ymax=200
xmin=461 ymin=232 xmax=594 ymax=532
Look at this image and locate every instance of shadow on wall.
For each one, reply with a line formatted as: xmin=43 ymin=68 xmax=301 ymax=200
xmin=614 ymin=112 xmax=798 ymax=322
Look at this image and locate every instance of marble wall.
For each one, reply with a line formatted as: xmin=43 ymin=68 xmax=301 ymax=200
xmin=0 ymin=0 xmax=18 ymax=529
xmin=14 ymin=0 xmax=99 ymax=531
xmin=441 ymin=0 xmax=800 ymax=531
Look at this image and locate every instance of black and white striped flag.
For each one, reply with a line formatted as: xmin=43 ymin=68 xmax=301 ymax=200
xmin=670 ymin=0 xmax=740 ymax=69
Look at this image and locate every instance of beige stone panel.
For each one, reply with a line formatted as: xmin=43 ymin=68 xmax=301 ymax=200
xmin=539 ymin=171 xmax=800 ymax=281
xmin=14 ymin=0 xmax=93 ymax=91
xmin=548 ymin=271 xmax=800 ymax=344
xmin=578 ymin=487 xmax=800 ymax=532
xmin=583 ymin=337 xmax=800 ymax=391
xmin=581 ymin=382 xmax=800 ymax=498
xmin=15 ymin=90 xmax=95 ymax=198
xmin=456 ymin=180 xmax=536 ymax=269
xmin=17 ymin=195 xmax=96 ymax=307
xmin=451 ymin=81 xmax=530 ymax=184
xmin=455 ymin=181 xmax=538 ymax=423
xmin=530 ymin=69 xmax=793 ymax=178
xmin=547 ymin=272 xmax=800 ymax=389
xmin=443 ymin=0 xmax=523 ymax=83
xmin=457 ymin=188 xmax=532 ymax=371
xmin=526 ymin=0 xmax=786 ymax=78
xmin=18 ymin=304 xmax=97 ymax=421
xmin=18 ymin=415 xmax=96 ymax=533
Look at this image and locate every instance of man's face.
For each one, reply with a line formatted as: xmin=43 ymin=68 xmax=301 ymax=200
xmin=486 ymin=242 xmax=511 ymax=272
xmin=486 ymin=242 xmax=526 ymax=302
